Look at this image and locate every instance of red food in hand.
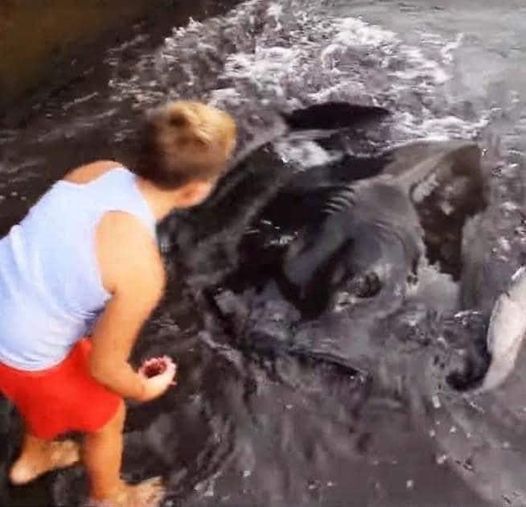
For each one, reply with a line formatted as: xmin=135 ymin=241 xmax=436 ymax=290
xmin=142 ymin=357 xmax=168 ymax=378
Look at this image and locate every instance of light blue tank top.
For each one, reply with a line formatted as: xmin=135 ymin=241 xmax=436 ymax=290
xmin=0 ymin=167 xmax=157 ymax=371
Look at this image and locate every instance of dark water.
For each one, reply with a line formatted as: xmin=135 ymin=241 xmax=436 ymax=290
xmin=1 ymin=1 xmax=526 ymax=506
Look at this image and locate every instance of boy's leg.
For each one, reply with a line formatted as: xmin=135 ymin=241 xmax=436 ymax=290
xmin=9 ymin=433 xmax=80 ymax=485
xmin=83 ymin=400 xmax=164 ymax=507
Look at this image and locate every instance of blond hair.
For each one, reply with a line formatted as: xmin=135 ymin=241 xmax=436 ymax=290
xmin=132 ymin=101 xmax=237 ymax=189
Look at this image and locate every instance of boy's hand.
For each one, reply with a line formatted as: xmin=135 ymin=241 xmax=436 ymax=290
xmin=137 ymin=356 xmax=177 ymax=402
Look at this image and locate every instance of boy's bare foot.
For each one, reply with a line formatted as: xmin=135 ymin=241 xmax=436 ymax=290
xmin=10 ymin=439 xmax=80 ymax=485
xmin=88 ymin=477 xmax=165 ymax=507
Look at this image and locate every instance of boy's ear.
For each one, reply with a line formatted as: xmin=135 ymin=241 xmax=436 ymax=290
xmin=178 ymin=180 xmax=214 ymax=206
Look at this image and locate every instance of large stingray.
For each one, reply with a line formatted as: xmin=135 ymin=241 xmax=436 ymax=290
xmin=161 ymin=112 xmax=526 ymax=506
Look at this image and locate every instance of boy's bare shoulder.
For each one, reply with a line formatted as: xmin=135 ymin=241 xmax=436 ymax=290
xmin=63 ymin=160 xmax=122 ymax=184
xmin=96 ymin=211 xmax=166 ymax=300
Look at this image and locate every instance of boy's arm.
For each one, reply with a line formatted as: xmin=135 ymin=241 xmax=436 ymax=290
xmin=88 ymin=212 xmax=166 ymax=401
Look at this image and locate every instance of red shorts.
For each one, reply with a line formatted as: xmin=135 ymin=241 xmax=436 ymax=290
xmin=0 ymin=339 xmax=121 ymax=440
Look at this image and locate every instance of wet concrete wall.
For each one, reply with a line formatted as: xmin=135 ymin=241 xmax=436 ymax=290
xmin=0 ymin=0 xmax=153 ymax=110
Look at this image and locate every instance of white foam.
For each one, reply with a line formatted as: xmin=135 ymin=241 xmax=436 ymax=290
xmin=106 ymin=0 xmax=488 ymax=158
xmin=273 ymin=139 xmax=337 ymax=167
xmin=329 ymin=17 xmax=397 ymax=48
xmin=408 ymin=263 xmax=459 ymax=314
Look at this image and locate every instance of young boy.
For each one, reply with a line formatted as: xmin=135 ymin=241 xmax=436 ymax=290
xmin=0 ymin=101 xmax=237 ymax=506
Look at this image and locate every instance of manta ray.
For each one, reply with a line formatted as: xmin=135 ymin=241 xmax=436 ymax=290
xmin=158 ymin=102 xmax=526 ymax=506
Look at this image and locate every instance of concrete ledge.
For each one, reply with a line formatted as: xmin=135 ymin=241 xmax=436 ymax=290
xmin=0 ymin=0 xmax=152 ymax=107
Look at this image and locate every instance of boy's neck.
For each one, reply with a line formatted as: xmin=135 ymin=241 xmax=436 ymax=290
xmin=136 ymin=177 xmax=211 ymax=222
